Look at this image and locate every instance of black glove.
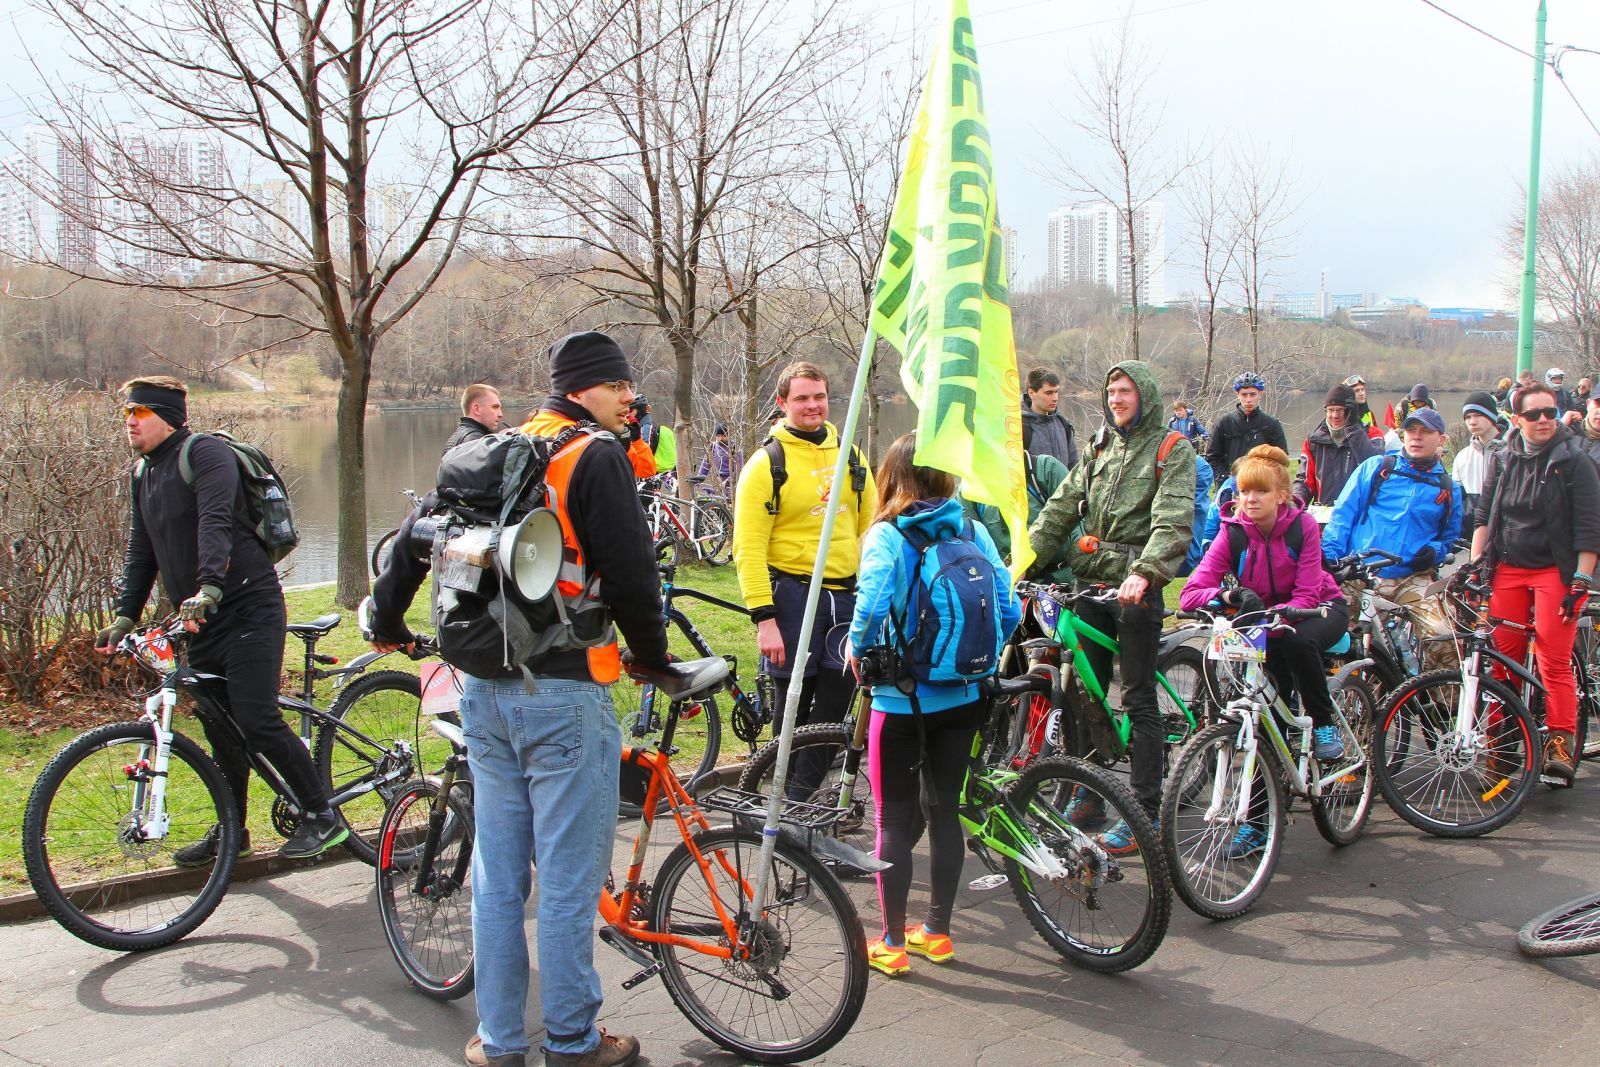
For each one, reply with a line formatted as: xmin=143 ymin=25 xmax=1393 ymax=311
xmin=1221 ymin=588 xmax=1265 ymax=616
xmin=1408 ymin=546 xmax=1437 ymax=575
xmin=1561 ymin=576 xmax=1592 ymax=622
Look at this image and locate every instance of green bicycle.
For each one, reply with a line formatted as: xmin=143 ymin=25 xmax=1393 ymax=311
xmin=738 ymin=674 xmax=1173 ymax=972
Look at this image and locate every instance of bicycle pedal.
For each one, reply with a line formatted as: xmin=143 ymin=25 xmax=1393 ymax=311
xmin=967 ymin=873 xmax=1009 ymax=892
xmin=620 ymin=963 xmax=663 ymax=990
xmin=1540 ymin=773 xmax=1576 ymax=789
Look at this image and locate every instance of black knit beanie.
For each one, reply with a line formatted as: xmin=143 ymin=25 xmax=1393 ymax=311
xmin=549 ymin=331 xmax=634 ymax=396
xmin=1462 ymin=391 xmax=1500 ymax=423
xmin=126 ymin=382 xmax=188 ymax=429
xmin=1324 ymin=383 xmax=1357 ymax=411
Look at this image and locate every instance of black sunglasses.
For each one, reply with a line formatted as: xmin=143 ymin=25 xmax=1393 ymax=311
xmin=1519 ymin=406 xmax=1561 ymax=422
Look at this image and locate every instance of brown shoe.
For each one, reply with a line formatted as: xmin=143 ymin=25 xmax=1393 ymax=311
xmin=1544 ymin=731 xmax=1578 ymax=784
xmin=542 ymin=1028 xmax=640 ymax=1067
xmin=465 ymin=1034 xmax=526 ymax=1067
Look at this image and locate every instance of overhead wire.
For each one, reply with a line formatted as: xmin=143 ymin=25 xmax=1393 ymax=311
xmin=1413 ymin=0 xmax=1537 ymax=61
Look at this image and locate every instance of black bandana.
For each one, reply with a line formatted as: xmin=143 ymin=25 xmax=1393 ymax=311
xmin=127 ymin=383 xmax=188 ymax=429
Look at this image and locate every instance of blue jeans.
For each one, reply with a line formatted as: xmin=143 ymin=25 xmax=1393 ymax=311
xmin=461 ymin=676 xmax=621 ymax=1059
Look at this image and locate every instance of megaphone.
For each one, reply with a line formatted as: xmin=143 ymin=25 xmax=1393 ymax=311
xmin=495 ymin=508 xmax=563 ymax=602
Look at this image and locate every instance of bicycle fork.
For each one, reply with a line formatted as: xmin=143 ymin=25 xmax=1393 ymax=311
xmin=126 ymin=687 xmax=180 ymax=843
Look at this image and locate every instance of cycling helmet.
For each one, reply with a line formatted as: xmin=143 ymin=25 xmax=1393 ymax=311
xmin=629 ymin=393 xmax=650 ymax=412
xmin=1232 ymin=371 xmax=1266 ymax=392
xmin=1546 ymin=368 xmax=1566 ymax=385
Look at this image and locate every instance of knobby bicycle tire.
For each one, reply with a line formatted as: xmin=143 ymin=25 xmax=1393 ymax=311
xmin=376 ymin=778 xmax=476 ymax=999
xmin=1518 ymin=891 xmax=1600 ymax=958
xmin=1373 ymin=670 xmax=1538 ymax=838
xmin=1309 ymin=677 xmax=1378 ymax=847
xmin=1162 ymin=719 xmax=1287 ymax=920
xmin=317 ymin=670 xmax=436 ymax=865
xmin=650 ymin=826 xmax=868 ymax=1064
xmin=23 ymin=722 xmax=240 ymax=951
xmin=1001 ymin=756 xmax=1172 ymax=971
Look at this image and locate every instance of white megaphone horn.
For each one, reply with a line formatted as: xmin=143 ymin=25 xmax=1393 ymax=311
xmin=495 ymin=508 xmax=564 ymax=602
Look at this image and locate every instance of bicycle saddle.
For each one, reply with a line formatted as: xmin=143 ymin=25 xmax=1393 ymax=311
xmin=287 ymin=613 xmax=341 ymax=636
xmin=626 ymin=656 xmax=729 ymax=700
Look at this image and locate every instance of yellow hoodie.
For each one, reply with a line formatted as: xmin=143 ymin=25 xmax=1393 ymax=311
xmin=732 ymin=422 xmax=877 ymax=610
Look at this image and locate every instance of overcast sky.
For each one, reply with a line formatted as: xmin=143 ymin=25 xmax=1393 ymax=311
xmin=4 ymin=0 xmax=1597 ymax=309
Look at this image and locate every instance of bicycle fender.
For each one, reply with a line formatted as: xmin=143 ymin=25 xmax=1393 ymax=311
xmin=1158 ymin=624 xmax=1206 ymax=657
xmin=1481 ymin=648 xmax=1540 ymax=692
xmin=1327 ymin=658 xmax=1375 ymax=694
xmin=780 ymin=824 xmax=891 ymax=874
xmin=335 ymin=650 xmax=391 ymax=684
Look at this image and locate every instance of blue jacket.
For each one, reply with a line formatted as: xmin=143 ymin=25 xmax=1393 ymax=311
xmin=1179 ymin=458 xmax=1218 ymax=575
xmin=849 ymin=497 xmax=1021 ymax=714
xmin=1322 ymin=451 xmax=1463 ymax=579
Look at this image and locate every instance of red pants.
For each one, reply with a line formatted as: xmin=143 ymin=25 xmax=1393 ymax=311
xmin=1490 ymin=564 xmax=1579 ymax=732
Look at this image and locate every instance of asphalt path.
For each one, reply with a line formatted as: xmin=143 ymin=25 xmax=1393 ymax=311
xmin=5 ymin=776 xmax=1600 ymax=1066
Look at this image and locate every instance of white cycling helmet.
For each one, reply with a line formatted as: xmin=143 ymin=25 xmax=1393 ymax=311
xmin=1547 ymin=367 xmax=1567 ymax=385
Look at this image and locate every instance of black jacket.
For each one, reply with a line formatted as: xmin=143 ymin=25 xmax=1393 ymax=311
xmin=116 ymin=428 xmax=280 ymax=620
xmin=1020 ymin=407 xmax=1079 ymax=470
xmin=1206 ymin=404 xmax=1288 ymax=481
xmin=1476 ymin=424 xmax=1600 ymax=582
xmin=1295 ymin=422 xmax=1381 ymax=506
xmin=373 ymin=397 xmax=668 ymax=681
xmin=442 ymin=416 xmax=493 ymax=454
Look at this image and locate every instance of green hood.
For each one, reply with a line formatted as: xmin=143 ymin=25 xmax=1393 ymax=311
xmin=1027 ymin=359 xmax=1195 ymax=585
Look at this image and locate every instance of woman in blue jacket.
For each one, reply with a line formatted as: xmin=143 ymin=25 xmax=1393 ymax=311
xmin=846 ymin=433 xmax=1020 ymax=977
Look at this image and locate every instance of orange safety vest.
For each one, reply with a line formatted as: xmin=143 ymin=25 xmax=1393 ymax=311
xmin=521 ymin=410 xmax=621 ymax=684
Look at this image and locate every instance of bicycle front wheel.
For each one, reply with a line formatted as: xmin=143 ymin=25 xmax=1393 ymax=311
xmin=318 ymin=670 xmax=439 ymax=865
xmin=1518 ymin=892 xmax=1600 ymax=958
xmin=650 ymin=826 xmax=868 ymax=1064
xmin=1162 ymin=719 xmax=1287 ymax=920
xmin=1156 ymin=642 xmax=1211 ymax=740
xmin=1374 ymin=670 xmax=1537 ymax=838
xmin=698 ymin=500 xmax=734 ymax=566
xmin=1309 ymin=676 xmax=1378 ymax=846
xmin=376 ymin=779 xmax=475 ymax=999
xmin=1001 ymin=756 xmax=1172 ymax=971
xmin=22 ymin=722 xmax=240 ymax=951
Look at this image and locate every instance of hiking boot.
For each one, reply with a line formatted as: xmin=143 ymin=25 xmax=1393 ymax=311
xmin=1312 ymin=725 xmax=1345 ymax=763
xmin=1544 ymin=731 xmax=1578 ymax=785
xmin=1063 ymin=788 xmax=1107 ymax=829
xmin=541 ymin=1029 xmax=639 ymax=1067
xmin=465 ymin=1035 xmax=526 ymax=1067
xmin=866 ymin=936 xmax=910 ymax=977
xmin=172 ymin=825 xmax=252 ymax=869
xmin=1225 ymin=824 xmax=1268 ymax=860
xmin=1095 ymin=816 xmax=1156 ymax=855
xmin=278 ymin=813 xmax=350 ymax=860
xmin=904 ymin=925 xmax=955 ymax=964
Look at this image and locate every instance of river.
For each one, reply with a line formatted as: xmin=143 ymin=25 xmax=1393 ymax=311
xmin=273 ymin=389 xmax=1476 ymax=585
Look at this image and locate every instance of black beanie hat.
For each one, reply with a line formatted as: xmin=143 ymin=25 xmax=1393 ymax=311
xmin=549 ymin=331 xmax=634 ymax=396
xmin=1408 ymin=383 xmax=1432 ymax=404
xmin=1324 ymin=383 xmax=1357 ymax=412
xmin=126 ymin=382 xmax=188 ymax=429
xmin=1463 ymin=391 xmax=1501 ymax=423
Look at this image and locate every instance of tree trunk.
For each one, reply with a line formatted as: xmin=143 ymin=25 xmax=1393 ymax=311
xmin=334 ymin=341 xmax=371 ymax=607
xmin=670 ymin=330 xmax=696 ymax=500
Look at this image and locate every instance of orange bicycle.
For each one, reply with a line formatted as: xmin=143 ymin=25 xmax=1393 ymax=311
xmin=375 ymin=656 xmax=870 ymax=1064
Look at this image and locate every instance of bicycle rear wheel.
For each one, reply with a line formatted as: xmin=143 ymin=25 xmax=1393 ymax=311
xmin=1162 ymin=719 xmax=1286 ymax=920
xmin=1310 ymin=677 xmax=1377 ymax=846
xmin=376 ymin=779 xmax=475 ymax=999
xmin=1001 ymin=756 xmax=1171 ymax=971
xmin=1518 ymin=892 xmax=1600 ymax=958
xmin=698 ymin=500 xmax=734 ymax=566
xmin=22 ymin=722 xmax=240 ymax=951
xmin=1374 ymin=671 xmax=1537 ymax=838
xmin=614 ymin=684 xmax=721 ymax=818
xmin=736 ymin=723 xmax=876 ymax=862
xmin=1156 ymin=643 xmax=1211 ymax=740
xmin=650 ymin=826 xmax=868 ymax=1064
xmin=317 ymin=670 xmax=437 ymax=865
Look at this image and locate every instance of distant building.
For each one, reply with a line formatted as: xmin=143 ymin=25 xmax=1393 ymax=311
xmin=1045 ymin=201 xmax=1164 ymax=306
xmin=1266 ymin=291 xmax=1324 ymax=319
xmin=1430 ymin=307 xmax=1499 ymax=324
xmin=1001 ymin=225 xmax=1019 ymax=277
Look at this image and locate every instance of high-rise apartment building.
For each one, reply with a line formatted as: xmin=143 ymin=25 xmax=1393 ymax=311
xmin=1044 ymin=201 xmax=1165 ymax=306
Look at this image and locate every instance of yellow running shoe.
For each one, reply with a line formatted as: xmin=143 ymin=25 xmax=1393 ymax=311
xmin=904 ymin=925 xmax=955 ymax=964
xmin=867 ymin=937 xmax=910 ymax=976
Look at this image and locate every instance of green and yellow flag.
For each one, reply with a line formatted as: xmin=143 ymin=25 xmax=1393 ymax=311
xmin=870 ymin=0 xmax=1032 ymax=576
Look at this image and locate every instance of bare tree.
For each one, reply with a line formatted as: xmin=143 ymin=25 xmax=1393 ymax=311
xmin=9 ymin=0 xmax=638 ymax=605
xmin=1042 ymin=15 xmax=1191 ymax=357
xmin=1229 ymin=140 xmax=1299 ymax=373
xmin=1179 ymin=152 xmax=1239 ymax=395
xmin=1503 ymin=155 xmax=1600 ymax=369
xmin=506 ymin=0 xmax=855 ymax=488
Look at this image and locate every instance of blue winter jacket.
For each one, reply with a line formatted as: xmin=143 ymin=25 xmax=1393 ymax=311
xmin=1322 ymin=450 xmax=1463 ymax=579
xmin=1179 ymin=458 xmax=1218 ymax=575
xmin=849 ymin=497 xmax=1021 ymax=714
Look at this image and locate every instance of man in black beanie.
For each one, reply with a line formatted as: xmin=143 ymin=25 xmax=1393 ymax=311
xmin=1294 ymin=383 xmax=1380 ymax=507
xmin=97 ymin=375 xmax=347 ymax=864
xmin=548 ymin=330 xmax=657 ymax=479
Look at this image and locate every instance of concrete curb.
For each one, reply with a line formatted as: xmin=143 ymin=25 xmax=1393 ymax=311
xmin=3 ymin=761 xmax=751 ymax=926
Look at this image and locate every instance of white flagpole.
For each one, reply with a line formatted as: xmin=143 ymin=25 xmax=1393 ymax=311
xmin=746 ymin=322 xmax=879 ymax=915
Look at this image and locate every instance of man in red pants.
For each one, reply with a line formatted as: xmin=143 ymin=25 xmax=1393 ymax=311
xmin=1469 ymin=381 xmax=1600 ymax=782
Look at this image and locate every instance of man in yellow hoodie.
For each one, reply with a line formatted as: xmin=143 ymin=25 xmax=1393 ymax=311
xmin=733 ymin=361 xmax=876 ymax=790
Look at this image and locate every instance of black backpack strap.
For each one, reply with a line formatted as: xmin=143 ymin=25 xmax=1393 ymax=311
xmin=1226 ymin=523 xmax=1248 ymax=576
xmin=762 ymin=436 xmax=785 ymax=515
xmin=1366 ymin=455 xmax=1399 ymax=510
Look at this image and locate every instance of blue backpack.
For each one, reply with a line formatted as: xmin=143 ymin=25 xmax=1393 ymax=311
xmin=887 ymin=518 xmax=1001 ymax=686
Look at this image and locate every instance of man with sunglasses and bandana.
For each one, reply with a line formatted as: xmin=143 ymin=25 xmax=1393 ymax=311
xmin=1468 ymin=382 xmax=1600 ymax=784
xmin=96 ymin=376 xmax=347 ymax=864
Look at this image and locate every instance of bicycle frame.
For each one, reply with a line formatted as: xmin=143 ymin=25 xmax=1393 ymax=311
xmin=629 ymin=577 xmax=766 ymax=746
xmin=643 ymin=490 xmax=719 ymax=561
xmin=956 ymin=739 xmax=1078 ymax=883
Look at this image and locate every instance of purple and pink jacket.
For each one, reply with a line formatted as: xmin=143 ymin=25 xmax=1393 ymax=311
xmin=1180 ymin=502 xmax=1344 ymax=612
